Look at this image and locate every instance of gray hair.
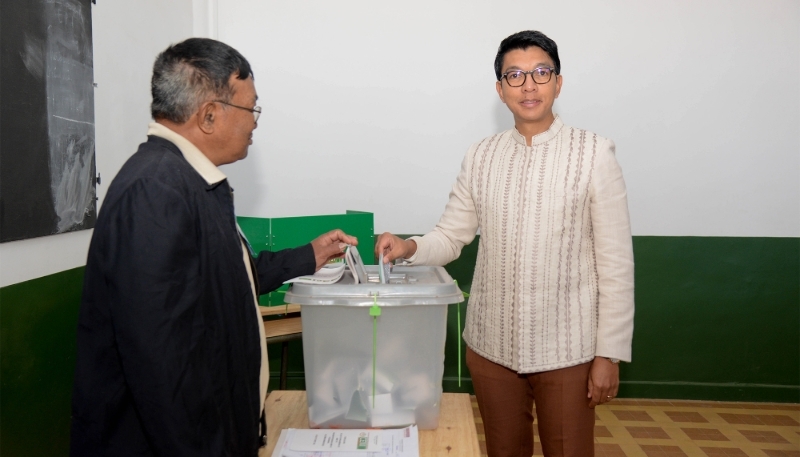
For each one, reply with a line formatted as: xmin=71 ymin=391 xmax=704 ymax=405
xmin=151 ymin=38 xmax=253 ymax=123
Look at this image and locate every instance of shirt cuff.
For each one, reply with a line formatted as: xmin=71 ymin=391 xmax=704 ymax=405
xmin=400 ymin=236 xmax=424 ymax=264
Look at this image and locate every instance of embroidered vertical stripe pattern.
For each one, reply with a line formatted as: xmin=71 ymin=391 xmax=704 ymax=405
xmin=463 ymin=118 xmax=616 ymax=373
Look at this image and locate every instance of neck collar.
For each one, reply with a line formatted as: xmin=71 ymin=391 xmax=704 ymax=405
xmin=511 ymin=115 xmax=564 ymax=146
xmin=147 ymin=122 xmax=226 ymax=185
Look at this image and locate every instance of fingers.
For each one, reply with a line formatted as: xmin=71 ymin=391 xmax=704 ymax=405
xmin=323 ymin=229 xmax=358 ymax=247
xmin=320 ymin=241 xmax=345 ymax=259
xmin=375 ymin=232 xmax=403 ymax=263
xmin=588 ymin=378 xmax=610 ymax=408
xmin=587 ymin=376 xmax=595 ymax=405
xmin=589 ymin=384 xmax=615 ymax=408
xmin=310 ymin=242 xmax=343 ymax=271
xmin=310 ymin=229 xmax=358 ymax=271
xmin=588 ymin=357 xmax=620 ymax=408
xmin=312 ymin=230 xmax=358 ymax=250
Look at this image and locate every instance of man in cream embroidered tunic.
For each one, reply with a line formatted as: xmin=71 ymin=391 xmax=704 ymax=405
xmin=376 ymin=31 xmax=634 ymax=457
xmin=423 ymin=115 xmax=633 ymax=374
xmin=71 ymin=38 xmax=356 ymax=457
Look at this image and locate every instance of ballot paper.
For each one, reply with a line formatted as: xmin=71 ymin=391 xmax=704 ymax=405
xmin=378 ymin=251 xmax=391 ymax=284
xmin=270 ymin=425 xmax=419 ymax=457
xmin=284 ymin=262 xmax=346 ymax=285
xmin=345 ymin=245 xmax=369 ymax=284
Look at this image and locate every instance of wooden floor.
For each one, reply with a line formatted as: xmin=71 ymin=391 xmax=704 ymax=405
xmin=470 ymin=397 xmax=800 ymax=457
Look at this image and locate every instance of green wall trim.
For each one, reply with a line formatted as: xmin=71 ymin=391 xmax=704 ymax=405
xmin=618 ymin=381 xmax=800 ymax=403
xmin=1 ymin=235 xmax=797 ymax=456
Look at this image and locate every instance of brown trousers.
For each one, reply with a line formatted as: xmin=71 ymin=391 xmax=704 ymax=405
xmin=466 ymin=347 xmax=595 ymax=457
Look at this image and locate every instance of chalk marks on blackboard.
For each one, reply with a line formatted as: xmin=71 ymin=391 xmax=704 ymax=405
xmin=0 ymin=0 xmax=96 ymax=242
xmin=21 ymin=34 xmax=46 ymax=81
xmin=53 ymin=133 xmax=95 ymax=232
xmin=52 ymin=115 xmax=95 ymax=126
xmin=45 ymin=0 xmax=96 ymax=235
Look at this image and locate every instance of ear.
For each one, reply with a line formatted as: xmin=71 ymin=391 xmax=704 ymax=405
xmin=197 ymin=101 xmax=217 ymax=134
xmin=554 ymin=74 xmax=563 ymax=99
xmin=496 ymin=80 xmax=506 ymax=104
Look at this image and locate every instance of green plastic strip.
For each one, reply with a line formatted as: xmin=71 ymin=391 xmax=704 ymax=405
xmin=369 ymin=294 xmax=382 ymax=408
xmin=458 ymin=301 xmax=461 ymax=387
xmin=454 ymin=281 xmax=470 ymax=388
xmin=273 ymin=290 xmax=289 ymax=314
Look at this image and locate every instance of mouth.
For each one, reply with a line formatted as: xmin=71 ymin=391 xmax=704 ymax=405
xmin=520 ymin=99 xmax=541 ymax=108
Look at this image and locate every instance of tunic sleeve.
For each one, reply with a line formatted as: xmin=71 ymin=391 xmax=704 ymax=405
xmin=589 ymin=139 xmax=635 ymax=362
xmin=407 ymin=146 xmax=480 ymax=266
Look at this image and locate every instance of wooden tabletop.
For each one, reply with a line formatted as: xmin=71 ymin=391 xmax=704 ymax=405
xmin=260 ymin=304 xmax=302 ymax=317
xmin=262 ymin=390 xmax=481 ymax=457
xmin=262 ymin=317 xmax=302 ymax=339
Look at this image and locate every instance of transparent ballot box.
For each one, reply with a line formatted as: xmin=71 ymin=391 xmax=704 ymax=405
xmin=284 ymin=265 xmax=464 ymax=430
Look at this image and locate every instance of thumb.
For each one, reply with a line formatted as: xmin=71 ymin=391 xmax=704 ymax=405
xmin=587 ymin=376 xmax=594 ymax=399
xmin=322 ymin=242 xmax=344 ymax=258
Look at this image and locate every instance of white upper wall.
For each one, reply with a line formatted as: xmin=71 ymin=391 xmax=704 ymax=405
xmin=0 ymin=0 xmax=193 ymax=287
xmin=2 ymin=0 xmax=798 ymax=286
xmin=217 ymin=0 xmax=800 ymax=237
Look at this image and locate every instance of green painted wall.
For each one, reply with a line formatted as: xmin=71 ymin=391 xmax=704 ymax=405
xmin=1 ymin=266 xmax=83 ymax=457
xmin=1 ymin=236 xmax=797 ymax=454
xmin=269 ymin=236 xmax=800 ymax=402
xmin=620 ymin=236 xmax=799 ymax=402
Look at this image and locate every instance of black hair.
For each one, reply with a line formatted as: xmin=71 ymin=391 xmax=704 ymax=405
xmin=494 ymin=31 xmax=560 ymax=81
xmin=151 ymin=38 xmax=253 ymax=123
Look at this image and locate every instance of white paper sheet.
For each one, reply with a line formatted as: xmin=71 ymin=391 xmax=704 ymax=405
xmin=271 ymin=425 xmax=419 ymax=457
xmin=290 ymin=429 xmax=380 ymax=452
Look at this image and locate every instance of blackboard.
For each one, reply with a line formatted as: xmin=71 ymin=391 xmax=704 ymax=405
xmin=0 ymin=0 xmax=96 ymax=242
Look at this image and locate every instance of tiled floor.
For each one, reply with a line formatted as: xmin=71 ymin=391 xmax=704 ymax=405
xmin=470 ymin=397 xmax=800 ymax=457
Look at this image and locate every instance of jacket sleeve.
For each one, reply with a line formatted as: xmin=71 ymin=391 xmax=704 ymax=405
xmin=590 ymin=139 xmax=635 ymax=362
xmin=102 ymin=178 xmax=223 ymax=457
xmin=254 ymin=243 xmax=316 ymax=293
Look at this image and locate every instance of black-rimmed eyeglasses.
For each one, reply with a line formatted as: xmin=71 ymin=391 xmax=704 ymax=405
xmin=213 ymin=100 xmax=261 ymax=122
xmin=500 ymin=67 xmax=556 ymax=87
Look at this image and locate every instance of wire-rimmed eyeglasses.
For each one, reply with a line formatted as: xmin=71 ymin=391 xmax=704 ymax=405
xmin=213 ymin=100 xmax=261 ymax=122
xmin=500 ymin=67 xmax=556 ymax=87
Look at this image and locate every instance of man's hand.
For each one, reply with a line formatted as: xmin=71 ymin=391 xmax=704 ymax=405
xmin=310 ymin=229 xmax=358 ymax=271
xmin=587 ymin=356 xmax=620 ymax=408
xmin=374 ymin=232 xmax=417 ymax=264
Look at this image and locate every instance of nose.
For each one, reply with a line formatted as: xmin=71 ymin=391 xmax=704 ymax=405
xmin=522 ymin=73 xmax=537 ymax=92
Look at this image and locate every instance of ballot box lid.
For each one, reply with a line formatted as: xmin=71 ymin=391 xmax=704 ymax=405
xmin=284 ymin=265 xmax=465 ymax=306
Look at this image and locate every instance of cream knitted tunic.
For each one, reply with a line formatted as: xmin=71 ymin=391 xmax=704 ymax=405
xmin=407 ymin=116 xmax=634 ymax=373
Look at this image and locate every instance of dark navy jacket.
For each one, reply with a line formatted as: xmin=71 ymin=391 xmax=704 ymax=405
xmin=71 ymin=136 xmax=315 ymax=456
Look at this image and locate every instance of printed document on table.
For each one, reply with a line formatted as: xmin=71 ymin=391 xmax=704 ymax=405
xmin=270 ymin=425 xmax=419 ymax=457
xmin=291 ymin=429 xmax=380 ymax=452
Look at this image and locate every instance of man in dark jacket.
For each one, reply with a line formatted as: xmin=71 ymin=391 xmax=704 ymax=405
xmin=70 ymin=38 xmax=356 ymax=457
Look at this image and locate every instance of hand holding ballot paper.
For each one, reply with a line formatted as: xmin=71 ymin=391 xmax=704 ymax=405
xmin=310 ymin=230 xmax=359 ymax=270
xmin=346 ymin=245 xmax=392 ymax=284
xmin=285 ymin=245 xmax=393 ymax=285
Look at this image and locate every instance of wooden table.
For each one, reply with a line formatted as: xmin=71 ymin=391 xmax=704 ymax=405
xmin=261 ymin=305 xmax=303 ymax=390
xmin=263 ymin=390 xmax=481 ymax=457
